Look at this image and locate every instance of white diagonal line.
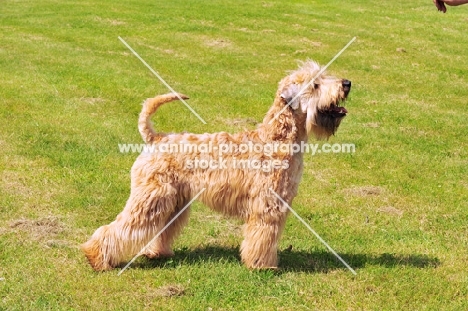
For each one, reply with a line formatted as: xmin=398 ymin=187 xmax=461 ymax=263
xmin=269 ymin=188 xmax=357 ymax=275
xmin=118 ymin=36 xmax=207 ymax=124
xmin=269 ymin=36 xmax=356 ymax=124
xmin=118 ymin=188 xmax=206 ymax=276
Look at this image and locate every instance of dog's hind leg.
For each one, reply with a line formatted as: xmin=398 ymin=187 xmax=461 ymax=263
xmin=142 ymin=202 xmax=191 ymax=259
xmin=81 ymin=182 xmax=179 ymax=271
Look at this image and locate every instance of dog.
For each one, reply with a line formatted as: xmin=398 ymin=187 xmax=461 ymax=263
xmin=82 ymin=61 xmax=351 ymax=271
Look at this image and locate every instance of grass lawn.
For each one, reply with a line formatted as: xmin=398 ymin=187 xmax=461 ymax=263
xmin=1 ymin=0 xmax=467 ymax=309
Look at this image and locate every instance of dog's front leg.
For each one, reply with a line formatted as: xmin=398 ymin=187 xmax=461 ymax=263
xmin=240 ymin=210 xmax=288 ymax=269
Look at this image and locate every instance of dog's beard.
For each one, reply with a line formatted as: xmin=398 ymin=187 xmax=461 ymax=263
xmin=304 ymin=95 xmax=347 ymax=140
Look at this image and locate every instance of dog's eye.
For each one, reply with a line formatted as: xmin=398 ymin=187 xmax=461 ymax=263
xmin=314 ymin=83 xmax=320 ymax=89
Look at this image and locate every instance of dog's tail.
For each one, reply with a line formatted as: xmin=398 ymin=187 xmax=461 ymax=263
xmin=138 ymin=93 xmax=189 ymax=143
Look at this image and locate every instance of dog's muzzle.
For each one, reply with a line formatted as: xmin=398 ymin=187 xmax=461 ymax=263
xmin=328 ymin=80 xmax=351 ymax=118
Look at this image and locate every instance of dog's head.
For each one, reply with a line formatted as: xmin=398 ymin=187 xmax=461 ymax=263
xmin=279 ymin=61 xmax=351 ymax=140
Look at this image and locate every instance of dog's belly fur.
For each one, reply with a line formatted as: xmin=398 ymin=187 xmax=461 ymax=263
xmin=132 ymin=147 xmax=304 ymax=219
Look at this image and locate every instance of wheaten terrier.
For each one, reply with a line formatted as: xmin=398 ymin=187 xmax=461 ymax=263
xmin=82 ymin=61 xmax=351 ymax=271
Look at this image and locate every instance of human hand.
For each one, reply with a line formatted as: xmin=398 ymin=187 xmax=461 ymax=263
xmin=434 ymin=0 xmax=447 ymax=12
xmin=434 ymin=0 xmax=468 ymax=12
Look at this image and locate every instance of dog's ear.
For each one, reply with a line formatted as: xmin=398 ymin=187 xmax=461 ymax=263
xmin=280 ymin=83 xmax=301 ymax=110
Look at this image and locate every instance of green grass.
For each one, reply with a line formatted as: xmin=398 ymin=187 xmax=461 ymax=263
xmin=1 ymin=0 xmax=467 ymax=309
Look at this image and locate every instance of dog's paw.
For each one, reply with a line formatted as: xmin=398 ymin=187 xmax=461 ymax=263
xmin=143 ymin=249 xmax=175 ymax=259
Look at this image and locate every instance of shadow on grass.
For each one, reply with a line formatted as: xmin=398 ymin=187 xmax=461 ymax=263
xmin=278 ymin=248 xmax=440 ymax=273
xmin=129 ymin=245 xmax=440 ymax=273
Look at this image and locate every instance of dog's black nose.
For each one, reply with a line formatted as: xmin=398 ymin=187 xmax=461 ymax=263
xmin=342 ymin=80 xmax=351 ymax=88
xmin=342 ymin=80 xmax=351 ymax=95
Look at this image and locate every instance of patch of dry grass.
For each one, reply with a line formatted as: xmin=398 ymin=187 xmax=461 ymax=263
xmin=9 ymin=216 xmax=64 ymax=241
